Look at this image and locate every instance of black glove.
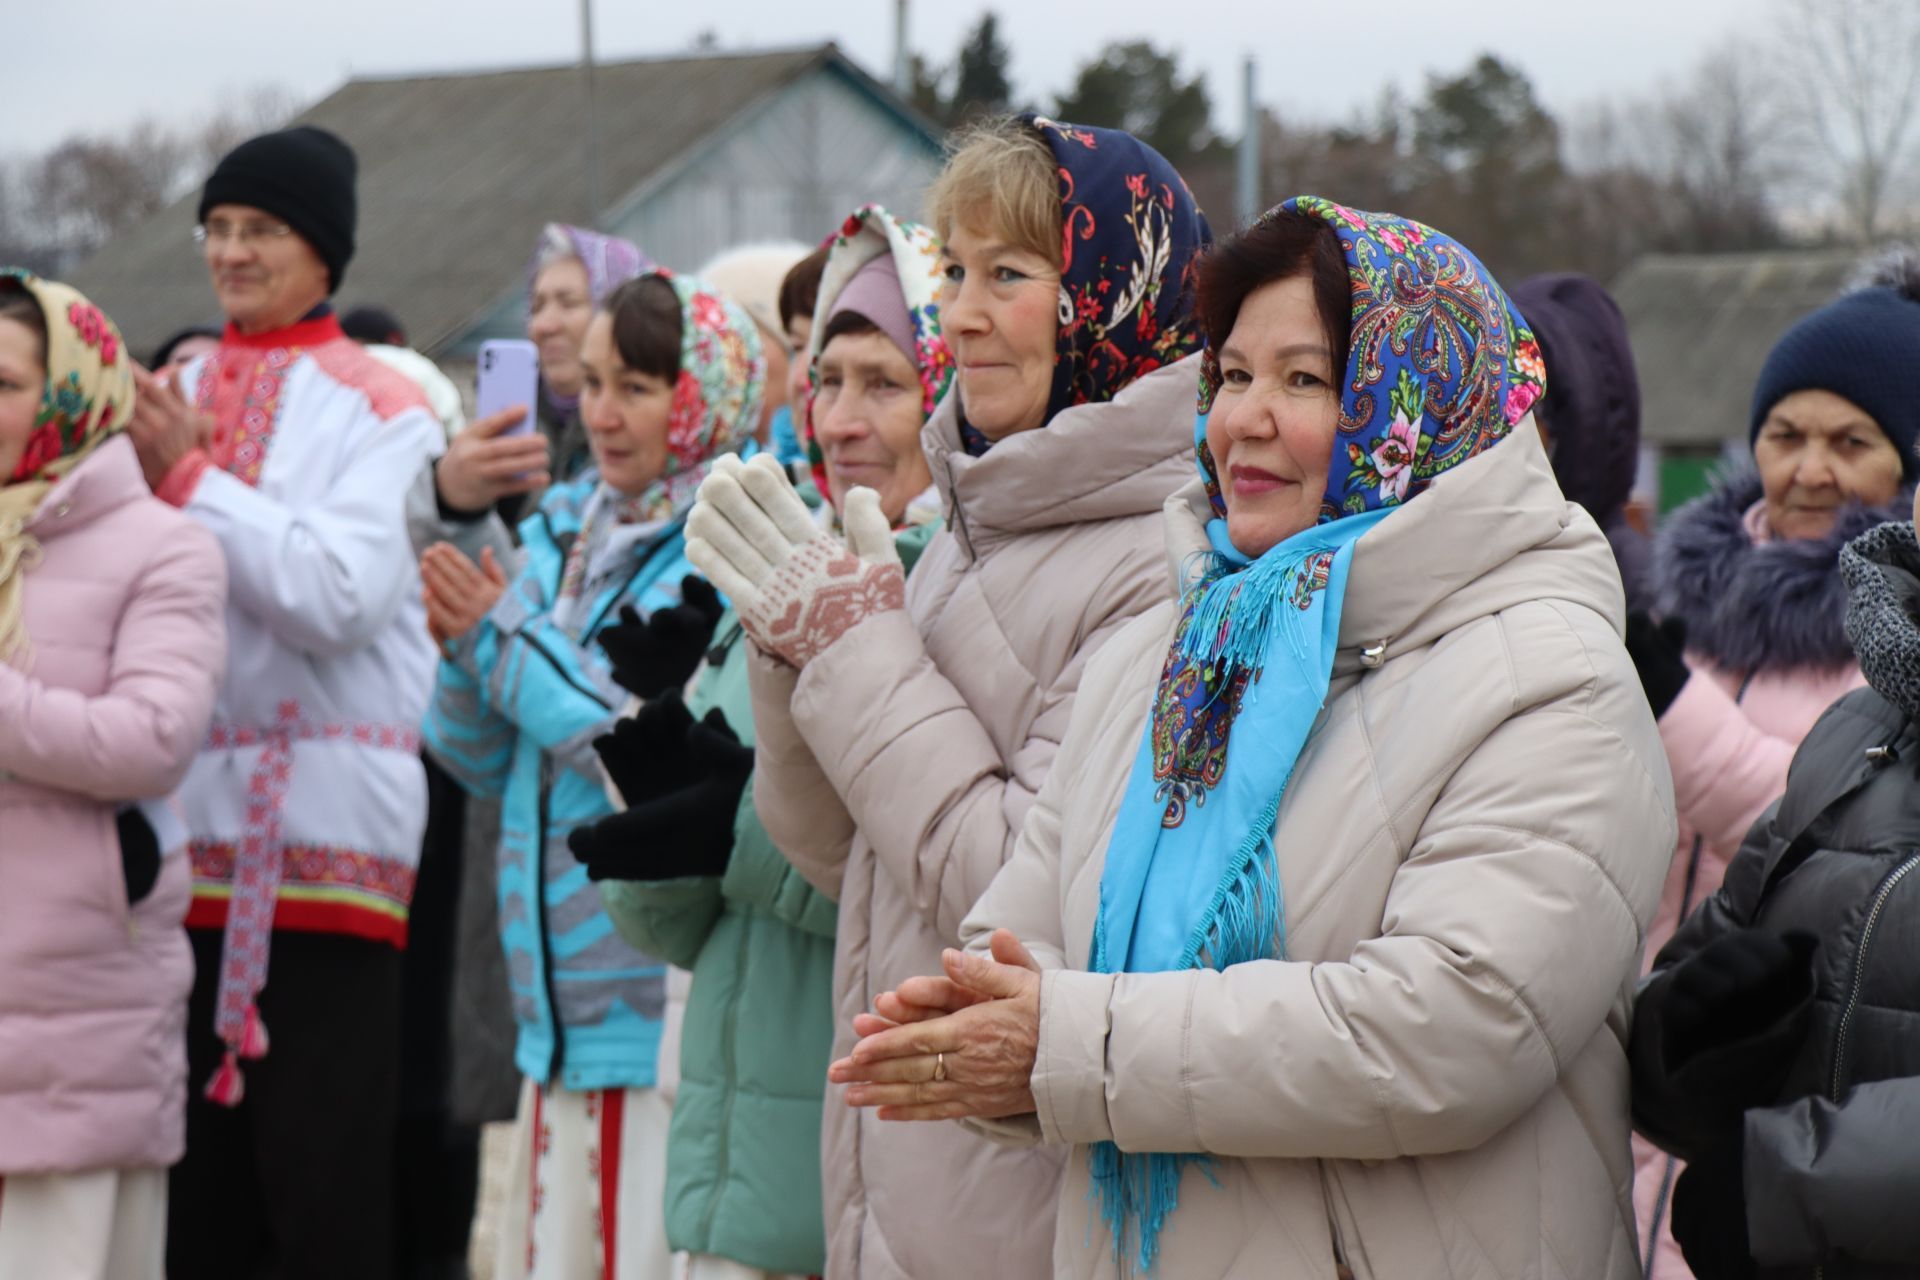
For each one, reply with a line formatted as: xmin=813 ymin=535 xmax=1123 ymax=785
xmin=1625 ymin=611 xmax=1691 ymax=719
xmin=595 ymin=576 xmax=725 ymax=699
xmin=569 ymin=709 xmax=754 ymax=882
xmin=591 ymin=690 xmax=702 ymax=809
xmin=1672 ymin=1137 xmax=1755 ymax=1280
xmin=1663 ymin=929 xmax=1819 ymax=1072
xmin=117 ymin=807 xmax=161 ymax=906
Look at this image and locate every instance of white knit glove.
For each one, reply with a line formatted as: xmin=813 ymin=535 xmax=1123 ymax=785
xmin=685 ymin=453 xmax=903 ymax=668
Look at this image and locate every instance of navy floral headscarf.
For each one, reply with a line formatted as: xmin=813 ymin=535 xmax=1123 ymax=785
xmin=961 ymin=115 xmax=1210 ymax=454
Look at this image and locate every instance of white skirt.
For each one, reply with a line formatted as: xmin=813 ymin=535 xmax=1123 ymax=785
xmin=496 ymin=1078 xmax=673 ymax=1280
xmin=0 ymin=1167 xmax=167 ymax=1280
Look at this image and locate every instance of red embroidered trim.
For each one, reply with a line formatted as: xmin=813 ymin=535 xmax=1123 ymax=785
xmin=189 ymin=840 xmax=419 ymax=908
xmin=196 ymin=344 xmax=300 ymax=489
xmin=306 ymin=339 xmax=433 ymax=422
xmin=207 ymin=719 xmax=422 ymax=753
xmin=219 ymin=313 xmax=345 ymax=349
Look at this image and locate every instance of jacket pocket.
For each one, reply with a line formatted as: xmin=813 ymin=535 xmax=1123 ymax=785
xmin=117 ymin=807 xmax=162 ymax=907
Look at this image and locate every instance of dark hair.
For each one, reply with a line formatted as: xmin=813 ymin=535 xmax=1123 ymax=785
xmin=778 ymin=245 xmax=831 ymax=332
xmin=819 ymin=308 xmax=880 ymax=349
xmin=151 ymin=324 xmax=220 ymax=368
xmin=602 ymin=275 xmax=681 ymax=380
xmin=339 ymin=305 xmax=405 ymax=346
xmin=0 ymin=282 xmax=47 ymax=368
xmin=1195 ymin=211 xmax=1350 ymax=388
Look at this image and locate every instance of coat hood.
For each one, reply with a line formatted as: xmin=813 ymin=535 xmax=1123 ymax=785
xmin=1654 ymin=464 xmax=1907 ymax=675
xmin=925 ymin=352 xmax=1195 ymax=558
xmin=1508 ymin=272 xmax=1641 ymax=525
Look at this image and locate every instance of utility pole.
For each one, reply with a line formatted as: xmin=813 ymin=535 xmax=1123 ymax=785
xmin=893 ymin=0 xmax=910 ymax=97
xmin=1237 ymin=54 xmax=1259 ymax=226
xmin=581 ymin=0 xmax=603 ymax=227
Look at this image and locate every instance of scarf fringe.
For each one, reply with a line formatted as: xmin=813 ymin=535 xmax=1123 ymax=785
xmin=1091 ymin=793 xmax=1285 ymax=1273
xmin=1178 ymin=549 xmax=1319 ymax=700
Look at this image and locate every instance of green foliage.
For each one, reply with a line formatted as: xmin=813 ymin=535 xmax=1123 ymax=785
xmin=1054 ymin=42 xmax=1214 ymax=168
xmin=950 ymin=14 xmax=1014 ymax=123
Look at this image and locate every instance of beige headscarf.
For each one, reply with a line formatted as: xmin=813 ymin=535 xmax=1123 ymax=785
xmin=0 ymin=271 xmax=135 ymax=666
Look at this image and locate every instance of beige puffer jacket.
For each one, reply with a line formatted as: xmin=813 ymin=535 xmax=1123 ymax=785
xmin=961 ymin=424 xmax=1677 ymax=1279
xmin=748 ymin=356 xmax=1198 ymax=1280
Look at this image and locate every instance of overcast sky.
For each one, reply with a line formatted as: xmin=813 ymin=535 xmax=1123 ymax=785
xmin=9 ymin=0 xmax=1751 ymax=157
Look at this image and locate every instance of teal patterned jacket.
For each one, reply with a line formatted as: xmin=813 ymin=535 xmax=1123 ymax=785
xmin=425 ymin=471 xmax=693 ymax=1091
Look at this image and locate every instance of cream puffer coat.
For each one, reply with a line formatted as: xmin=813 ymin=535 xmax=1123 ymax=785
xmin=962 ymin=424 xmax=1678 ymax=1279
xmin=749 ymin=356 xmax=1198 ymax=1280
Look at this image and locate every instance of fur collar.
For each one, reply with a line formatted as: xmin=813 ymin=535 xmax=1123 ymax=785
xmin=1654 ymin=463 xmax=1911 ymax=675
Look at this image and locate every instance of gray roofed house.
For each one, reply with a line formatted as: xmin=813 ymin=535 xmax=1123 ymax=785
xmin=69 ymin=44 xmax=945 ymax=360
xmin=1612 ymin=249 xmax=1867 ymax=451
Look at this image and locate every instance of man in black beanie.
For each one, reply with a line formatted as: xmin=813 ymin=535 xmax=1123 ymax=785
xmin=125 ymin=126 xmax=444 ymax=1280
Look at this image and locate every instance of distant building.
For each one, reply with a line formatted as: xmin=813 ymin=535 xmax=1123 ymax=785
xmin=1612 ymin=248 xmax=1865 ymax=512
xmin=70 ymin=44 xmax=945 ymax=360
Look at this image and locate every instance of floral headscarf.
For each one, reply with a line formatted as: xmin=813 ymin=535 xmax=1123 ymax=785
xmin=528 ymin=224 xmax=652 ymax=421
xmin=958 ymin=116 xmax=1210 ymax=454
xmin=528 ymin=223 xmax=652 ymax=311
xmin=0 ymin=270 xmax=134 ymax=665
xmin=803 ymin=204 xmax=953 ymax=506
xmin=1087 ymin=199 xmax=1543 ymax=1273
xmin=557 ymin=269 xmax=765 ymax=604
xmin=1195 ymin=197 xmax=1545 ymax=522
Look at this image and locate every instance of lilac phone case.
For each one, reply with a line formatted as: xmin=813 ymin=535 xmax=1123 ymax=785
xmin=476 ymin=339 xmax=539 ymax=438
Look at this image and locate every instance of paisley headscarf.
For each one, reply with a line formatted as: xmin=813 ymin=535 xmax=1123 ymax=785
xmin=0 ymin=270 xmax=134 ymax=666
xmin=958 ymin=116 xmax=1211 ymax=455
xmin=1086 ymin=198 xmax=1545 ymax=1272
xmin=557 ymin=268 xmax=764 ymax=610
xmin=803 ymin=204 xmax=954 ymax=511
xmin=528 ymin=224 xmax=652 ymax=418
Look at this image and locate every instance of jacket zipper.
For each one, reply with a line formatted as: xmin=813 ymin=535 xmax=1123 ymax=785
xmin=1812 ymin=851 xmax=1920 ymax=1280
xmin=537 ymin=756 xmax=567 ymax=1084
xmin=1829 ymin=852 xmax=1920 ymax=1099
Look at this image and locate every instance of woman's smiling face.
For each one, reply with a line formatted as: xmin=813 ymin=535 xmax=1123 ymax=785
xmin=937 ymin=220 xmax=1059 ymax=441
xmin=1204 ymin=275 xmax=1342 ymax=557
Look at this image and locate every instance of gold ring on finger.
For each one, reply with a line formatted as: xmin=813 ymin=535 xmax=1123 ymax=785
xmin=933 ymin=1051 xmax=948 ymax=1082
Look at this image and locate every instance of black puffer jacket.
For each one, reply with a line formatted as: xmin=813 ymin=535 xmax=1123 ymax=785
xmin=1633 ymin=520 xmax=1920 ymax=1278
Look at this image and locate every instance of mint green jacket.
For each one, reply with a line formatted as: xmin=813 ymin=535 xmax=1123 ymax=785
xmin=599 ymin=520 xmax=936 ymax=1273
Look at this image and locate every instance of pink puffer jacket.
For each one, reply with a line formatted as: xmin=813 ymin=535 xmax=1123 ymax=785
xmin=0 ymin=436 xmax=227 ymax=1174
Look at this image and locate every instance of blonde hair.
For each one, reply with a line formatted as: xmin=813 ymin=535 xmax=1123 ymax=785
xmin=925 ymin=117 xmax=1062 ymax=267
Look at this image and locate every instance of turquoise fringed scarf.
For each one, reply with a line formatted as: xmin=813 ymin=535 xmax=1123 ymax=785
xmin=1085 ymin=196 xmax=1545 ymax=1273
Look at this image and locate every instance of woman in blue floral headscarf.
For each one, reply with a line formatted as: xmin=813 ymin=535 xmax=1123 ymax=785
xmin=686 ymin=115 xmax=1207 ymax=1279
xmin=838 ymin=200 xmax=1676 ymax=1278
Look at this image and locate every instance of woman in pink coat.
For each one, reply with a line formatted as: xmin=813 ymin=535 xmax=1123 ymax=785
xmin=1627 ymin=256 xmax=1920 ymax=1277
xmin=0 ymin=272 xmax=227 ymax=1279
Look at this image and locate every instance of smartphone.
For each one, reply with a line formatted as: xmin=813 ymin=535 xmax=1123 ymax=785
xmin=476 ymin=339 xmax=539 ymax=438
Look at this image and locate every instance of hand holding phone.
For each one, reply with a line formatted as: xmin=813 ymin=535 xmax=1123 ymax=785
xmin=435 ymin=340 xmax=550 ymax=513
xmin=476 ymin=339 xmax=540 ymax=438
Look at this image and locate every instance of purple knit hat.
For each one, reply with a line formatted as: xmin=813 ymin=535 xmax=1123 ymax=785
xmin=827 ymin=254 xmax=916 ymax=364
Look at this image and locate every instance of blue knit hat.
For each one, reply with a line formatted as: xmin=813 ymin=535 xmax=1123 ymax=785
xmin=1751 ymin=261 xmax=1920 ymax=477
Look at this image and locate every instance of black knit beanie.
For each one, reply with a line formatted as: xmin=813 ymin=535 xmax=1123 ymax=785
xmin=199 ymin=126 xmax=357 ymax=291
xmin=1751 ymin=259 xmax=1920 ymax=478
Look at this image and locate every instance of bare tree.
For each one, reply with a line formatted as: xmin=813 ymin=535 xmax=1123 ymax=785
xmin=1776 ymin=0 xmax=1920 ymax=243
xmin=29 ymin=122 xmax=188 ymax=251
xmin=188 ymin=84 xmax=304 ymax=176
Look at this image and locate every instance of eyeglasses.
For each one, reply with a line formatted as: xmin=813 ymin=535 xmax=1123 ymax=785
xmin=192 ymin=220 xmax=295 ymax=249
